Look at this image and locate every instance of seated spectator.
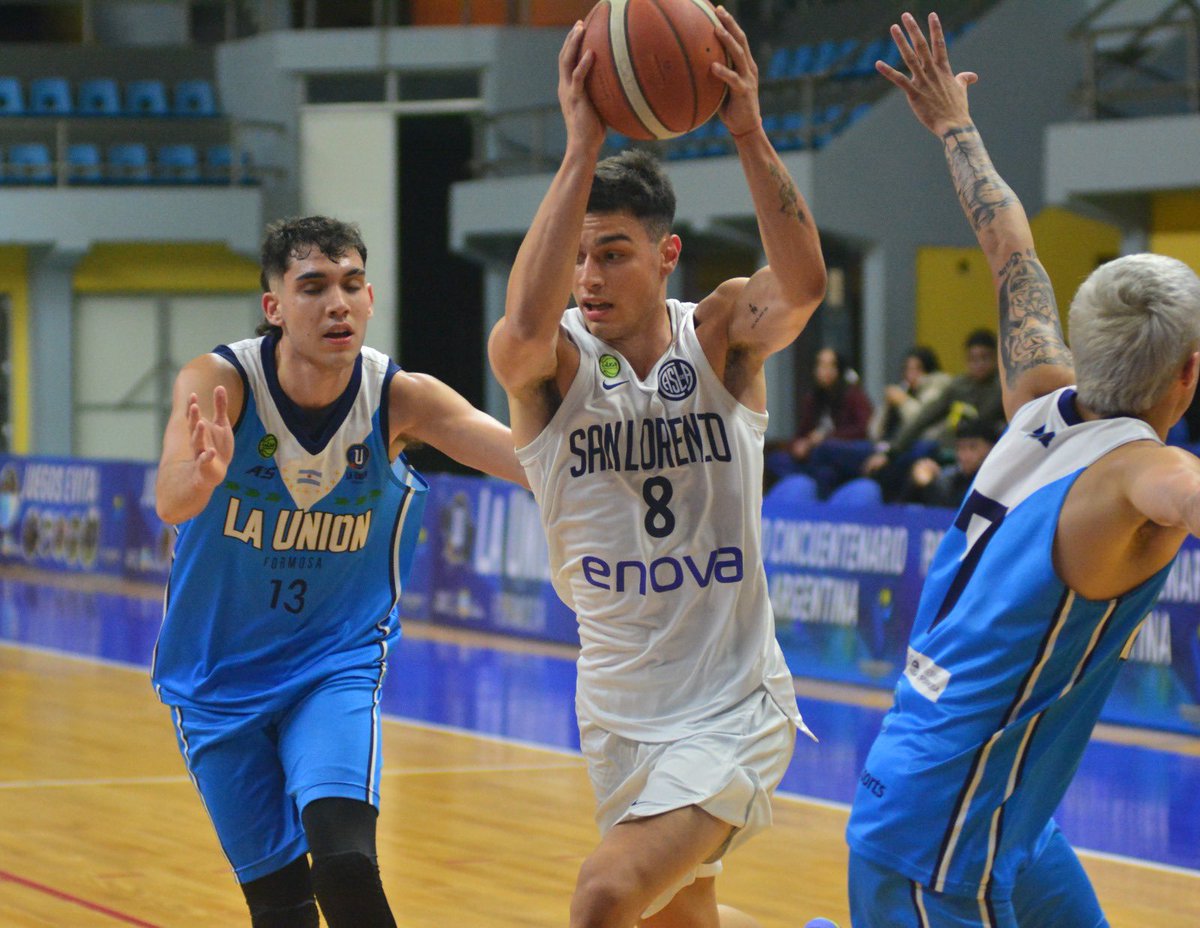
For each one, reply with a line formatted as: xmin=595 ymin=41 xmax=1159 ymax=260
xmin=766 ymin=347 xmax=872 ymax=494
xmin=869 ymin=345 xmax=953 ymax=447
xmin=863 ymin=328 xmax=1005 ymax=500
xmin=899 ymin=415 xmax=999 ymax=509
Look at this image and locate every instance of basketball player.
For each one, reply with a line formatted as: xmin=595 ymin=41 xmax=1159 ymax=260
xmin=489 ymin=9 xmax=826 ymax=928
xmin=845 ymin=14 xmax=1200 ymax=927
xmin=153 ymin=216 xmax=525 ymax=928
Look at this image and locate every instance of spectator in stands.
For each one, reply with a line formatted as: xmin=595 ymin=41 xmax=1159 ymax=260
xmin=869 ymin=345 xmax=952 ymax=447
xmin=766 ymin=346 xmax=872 ymax=495
xmin=899 ymin=414 xmax=998 ymax=508
xmin=863 ymin=328 xmax=1004 ymax=499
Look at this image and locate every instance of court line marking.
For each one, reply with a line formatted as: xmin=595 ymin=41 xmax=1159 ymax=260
xmin=4 ymin=648 xmax=1195 ymax=888
xmin=0 ymin=761 xmax=586 ymax=791
xmin=0 ymin=868 xmax=162 ymax=927
xmin=4 ymin=639 xmax=1200 ymax=883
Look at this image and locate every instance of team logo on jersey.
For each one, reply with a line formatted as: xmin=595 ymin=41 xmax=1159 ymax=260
xmin=599 ymin=354 xmax=621 ymax=378
xmin=347 ymin=443 xmax=370 ymax=470
xmin=257 ymin=434 xmax=278 ymax=458
xmin=1029 ymin=425 xmax=1056 ymax=448
xmin=657 ymin=359 xmax=696 ymax=401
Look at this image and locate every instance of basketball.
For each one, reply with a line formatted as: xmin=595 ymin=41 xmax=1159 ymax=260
xmin=581 ymin=0 xmax=729 ymax=140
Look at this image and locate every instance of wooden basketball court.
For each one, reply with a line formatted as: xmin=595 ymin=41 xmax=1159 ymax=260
xmin=2 ymin=636 xmax=1198 ymax=927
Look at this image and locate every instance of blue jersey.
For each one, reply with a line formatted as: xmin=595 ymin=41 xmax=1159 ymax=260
xmin=152 ymin=334 xmax=428 ymax=712
xmin=846 ymin=387 xmax=1171 ymax=897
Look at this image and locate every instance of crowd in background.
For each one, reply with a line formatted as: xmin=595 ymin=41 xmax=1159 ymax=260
xmin=769 ymin=328 xmax=1200 ymax=510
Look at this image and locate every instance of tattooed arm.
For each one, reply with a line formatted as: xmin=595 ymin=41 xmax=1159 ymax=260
xmin=880 ymin=12 xmax=1074 ymax=418
xmin=699 ymin=6 xmax=826 ymax=367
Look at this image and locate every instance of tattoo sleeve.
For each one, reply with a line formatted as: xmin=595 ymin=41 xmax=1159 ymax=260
xmin=768 ymin=163 xmax=808 ymax=225
xmin=997 ymin=250 xmax=1073 ymax=381
xmin=943 ymin=125 xmax=1073 ymax=383
xmin=941 ymin=124 xmax=1013 ymax=233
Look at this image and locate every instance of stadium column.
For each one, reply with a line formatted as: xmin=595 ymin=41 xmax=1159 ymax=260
xmin=28 ymin=245 xmax=83 ymax=456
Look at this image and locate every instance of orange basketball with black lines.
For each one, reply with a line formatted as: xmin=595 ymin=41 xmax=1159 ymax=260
xmin=582 ymin=0 xmax=729 ymax=141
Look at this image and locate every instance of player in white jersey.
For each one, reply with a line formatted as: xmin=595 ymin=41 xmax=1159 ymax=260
xmin=155 ymin=216 xmax=525 ymax=928
xmin=489 ymin=9 xmax=826 ymax=927
xmin=845 ymin=14 xmax=1200 ymax=927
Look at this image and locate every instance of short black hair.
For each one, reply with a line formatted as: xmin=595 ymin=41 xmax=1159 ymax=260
xmin=256 ymin=216 xmax=367 ymax=336
xmin=955 ymin=415 xmax=999 ymax=443
xmin=906 ymin=345 xmax=941 ymax=373
xmin=587 ymin=149 xmax=676 ymax=241
xmin=965 ymin=328 xmax=997 ymax=351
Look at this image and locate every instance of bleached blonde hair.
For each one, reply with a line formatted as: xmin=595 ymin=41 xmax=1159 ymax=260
xmin=1069 ymin=253 xmax=1200 ymax=416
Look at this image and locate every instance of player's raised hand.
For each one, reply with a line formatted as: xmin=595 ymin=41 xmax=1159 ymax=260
xmin=712 ymin=5 xmax=762 ymax=138
xmin=877 ymin=11 xmax=977 ymax=137
xmin=559 ymin=20 xmax=605 ymax=152
xmin=186 ymin=385 xmax=233 ymax=489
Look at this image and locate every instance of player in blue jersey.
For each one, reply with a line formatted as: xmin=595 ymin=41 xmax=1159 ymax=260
xmin=490 ymin=10 xmax=826 ymax=928
xmin=845 ymin=13 xmax=1200 ymax=928
xmin=153 ymin=215 xmax=525 ymax=928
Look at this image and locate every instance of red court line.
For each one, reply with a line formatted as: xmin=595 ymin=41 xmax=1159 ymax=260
xmin=0 ymin=869 xmax=162 ymax=927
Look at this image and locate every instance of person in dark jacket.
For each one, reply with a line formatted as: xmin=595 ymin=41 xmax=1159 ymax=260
xmin=767 ymin=347 xmax=872 ymax=495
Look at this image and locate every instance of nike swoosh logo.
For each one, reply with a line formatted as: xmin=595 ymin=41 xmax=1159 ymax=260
xmin=602 ymin=380 xmax=628 ymax=390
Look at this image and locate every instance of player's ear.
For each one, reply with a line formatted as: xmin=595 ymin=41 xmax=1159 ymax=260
xmin=660 ymin=233 xmax=682 ymax=276
xmin=262 ymin=289 xmax=282 ymax=326
xmin=366 ymin=282 xmax=375 ymax=319
xmin=1184 ymin=350 xmax=1200 ymax=390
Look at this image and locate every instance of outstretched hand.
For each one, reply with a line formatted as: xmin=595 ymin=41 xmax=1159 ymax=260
xmin=712 ymin=5 xmax=762 ymax=138
xmin=877 ymin=11 xmax=976 ymax=137
xmin=187 ymin=385 xmax=233 ymax=489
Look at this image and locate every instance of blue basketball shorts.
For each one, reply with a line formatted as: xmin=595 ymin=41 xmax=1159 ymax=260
xmin=848 ymin=823 xmax=1108 ymax=928
xmin=167 ymin=665 xmax=387 ymax=884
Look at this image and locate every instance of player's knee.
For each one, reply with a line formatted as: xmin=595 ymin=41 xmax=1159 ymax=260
xmin=570 ymin=857 xmax=648 ymax=928
xmin=241 ymin=855 xmax=318 ymax=928
xmin=310 ymin=850 xmax=396 ymax=928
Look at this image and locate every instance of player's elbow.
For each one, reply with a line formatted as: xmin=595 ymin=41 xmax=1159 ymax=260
xmin=155 ymin=498 xmax=188 ymax=526
xmin=766 ymin=261 xmax=827 ymax=314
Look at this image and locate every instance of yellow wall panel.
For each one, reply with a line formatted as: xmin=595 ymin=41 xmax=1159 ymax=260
xmin=0 ymin=247 xmax=30 ymax=452
xmin=914 ymin=247 xmax=993 ymax=375
xmin=915 ymin=207 xmax=1120 ymax=373
xmin=74 ymin=243 xmax=259 ymax=294
xmin=1150 ymin=190 xmax=1200 ymax=271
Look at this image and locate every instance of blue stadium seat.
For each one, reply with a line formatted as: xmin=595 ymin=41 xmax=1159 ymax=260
xmin=825 ymin=477 xmax=883 ymax=508
xmin=839 ymin=36 xmax=890 ymax=78
xmin=700 ymin=119 xmax=730 ymax=156
xmin=124 ymin=79 xmax=168 ymax=116
xmin=204 ymin=143 xmax=256 ymax=184
xmin=765 ymin=474 xmax=819 ymax=509
xmin=66 ymin=143 xmax=102 ymax=184
xmin=810 ymin=38 xmax=857 ymax=75
xmin=0 ymin=77 xmax=24 ymax=115
xmin=6 ymin=143 xmax=54 ymax=184
xmin=772 ymin=111 xmax=808 ymax=151
xmin=29 ymin=77 xmax=72 ymax=116
xmin=157 ymin=143 xmax=201 ymax=183
xmin=77 ymin=78 xmax=121 ymax=116
xmin=789 ymin=44 xmax=816 ymax=77
xmin=173 ymin=79 xmax=217 ymax=117
xmin=108 ymin=142 xmax=151 ymax=182
xmin=765 ymin=46 xmax=793 ymax=81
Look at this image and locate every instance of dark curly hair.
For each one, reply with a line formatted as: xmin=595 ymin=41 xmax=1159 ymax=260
xmin=256 ymin=216 xmax=368 ymax=336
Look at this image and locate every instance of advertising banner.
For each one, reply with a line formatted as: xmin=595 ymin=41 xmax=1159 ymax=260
xmin=3 ymin=455 xmax=1199 ymax=734
xmin=421 ymin=473 xmax=576 ymax=644
xmin=0 ymin=455 xmax=134 ymax=577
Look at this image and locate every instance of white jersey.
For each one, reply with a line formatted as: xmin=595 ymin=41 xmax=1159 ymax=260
xmin=518 ymin=300 xmax=803 ymax=741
